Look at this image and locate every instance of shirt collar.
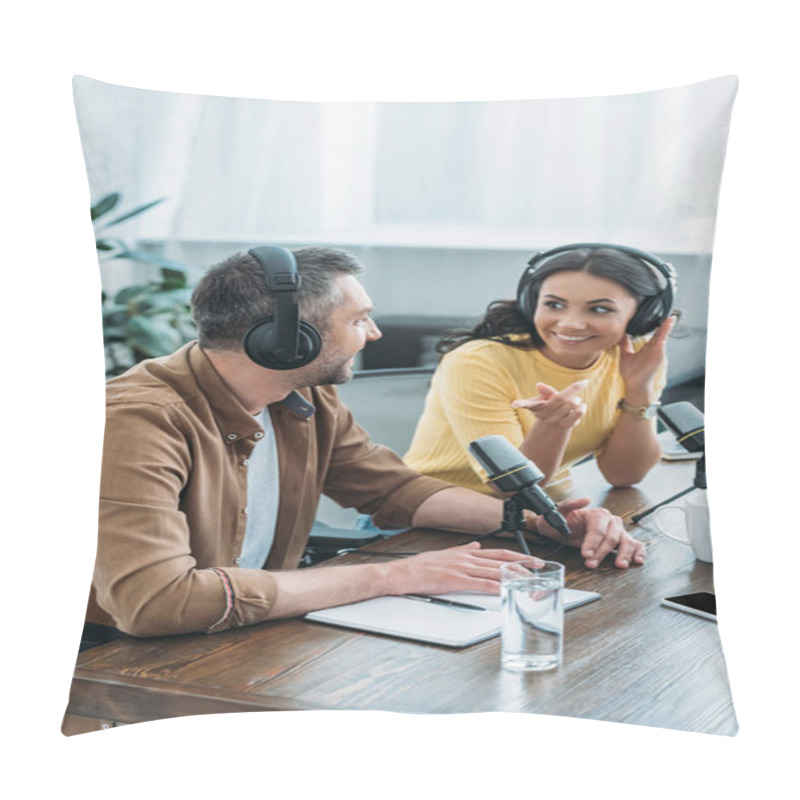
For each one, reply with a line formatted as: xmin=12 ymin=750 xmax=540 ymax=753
xmin=186 ymin=343 xmax=315 ymax=444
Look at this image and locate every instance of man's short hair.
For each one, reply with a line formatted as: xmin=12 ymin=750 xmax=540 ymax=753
xmin=191 ymin=246 xmax=364 ymax=351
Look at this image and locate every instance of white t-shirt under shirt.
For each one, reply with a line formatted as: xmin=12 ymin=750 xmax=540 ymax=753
xmin=237 ymin=408 xmax=280 ymax=568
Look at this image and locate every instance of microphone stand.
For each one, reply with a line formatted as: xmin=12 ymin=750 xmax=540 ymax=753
xmin=631 ymin=453 xmax=706 ymax=524
xmin=472 ymin=496 xmax=568 ymax=556
xmin=472 ymin=496 xmax=532 ymax=555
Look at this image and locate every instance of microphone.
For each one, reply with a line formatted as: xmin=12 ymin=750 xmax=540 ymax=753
xmin=657 ymin=402 xmax=704 ymax=453
xmin=468 ymin=435 xmax=571 ymax=540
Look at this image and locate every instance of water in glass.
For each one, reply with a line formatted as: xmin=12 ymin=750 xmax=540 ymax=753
xmin=501 ymin=575 xmax=563 ymax=671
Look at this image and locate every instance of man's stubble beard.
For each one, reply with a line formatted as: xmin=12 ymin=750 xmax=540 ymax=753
xmin=293 ymin=348 xmax=355 ymax=388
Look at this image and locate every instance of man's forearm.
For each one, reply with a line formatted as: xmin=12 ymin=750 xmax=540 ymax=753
xmin=267 ymin=561 xmax=393 ymax=619
xmin=268 ymin=538 xmax=533 ymax=619
xmin=267 ymin=485 xmax=531 ymax=618
xmin=410 ymin=486 xmax=508 ymax=534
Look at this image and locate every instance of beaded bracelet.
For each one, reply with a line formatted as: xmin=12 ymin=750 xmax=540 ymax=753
xmin=206 ymin=567 xmax=235 ymax=633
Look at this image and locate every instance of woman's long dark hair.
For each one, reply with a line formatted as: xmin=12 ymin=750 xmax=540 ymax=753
xmin=437 ymin=247 xmax=668 ymax=355
xmin=437 ymin=299 xmax=535 ymax=354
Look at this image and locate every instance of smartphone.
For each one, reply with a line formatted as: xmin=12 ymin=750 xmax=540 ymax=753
xmin=660 ymin=592 xmax=716 ymax=621
xmin=658 ymin=430 xmax=701 ymax=461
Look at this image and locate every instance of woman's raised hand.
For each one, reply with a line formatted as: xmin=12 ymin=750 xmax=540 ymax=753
xmin=511 ymin=380 xmax=588 ymax=429
xmin=618 ymin=315 xmax=676 ymax=398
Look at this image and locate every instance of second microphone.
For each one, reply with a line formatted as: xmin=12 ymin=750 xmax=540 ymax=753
xmin=468 ymin=434 xmax=572 ymax=541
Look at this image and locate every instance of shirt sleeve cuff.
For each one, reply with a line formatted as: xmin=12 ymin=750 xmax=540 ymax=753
xmin=207 ymin=567 xmax=279 ymax=632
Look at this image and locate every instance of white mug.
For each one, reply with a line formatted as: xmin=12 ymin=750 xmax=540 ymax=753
xmin=652 ymin=490 xmax=713 ymax=563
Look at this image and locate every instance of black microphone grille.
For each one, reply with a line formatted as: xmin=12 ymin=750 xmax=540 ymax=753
xmin=658 ymin=401 xmax=705 ymax=453
xmin=468 ymin=435 xmax=522 ymax=474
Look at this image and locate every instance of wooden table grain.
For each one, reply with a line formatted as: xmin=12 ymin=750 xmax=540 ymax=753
xmin=64 ymin=457 xmax=737 ymax=735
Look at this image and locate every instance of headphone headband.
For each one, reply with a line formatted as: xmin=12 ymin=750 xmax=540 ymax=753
xmin=518 ymin=243 xmax=677 ymax=338
xmin=251 ymin=245 xmax=302 ymax=293
xmin=242 ymin=246 xmax=322 ymax=370
xmin=525 ymin=242 xmax=676 ymax=287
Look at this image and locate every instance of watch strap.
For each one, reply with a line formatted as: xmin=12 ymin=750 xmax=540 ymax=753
xmin=618 ymin=399 xmax=661 ymax=418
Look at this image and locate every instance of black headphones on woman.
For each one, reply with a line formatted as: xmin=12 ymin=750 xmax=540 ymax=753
xmin=242 ymin=246 xmax=323 ymax=370
xmin=516 ymin=243 xmax=677 ymax=337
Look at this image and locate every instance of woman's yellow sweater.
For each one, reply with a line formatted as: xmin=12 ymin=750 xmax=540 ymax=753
xmin=404 ymin=337 xmax=666 ymax=493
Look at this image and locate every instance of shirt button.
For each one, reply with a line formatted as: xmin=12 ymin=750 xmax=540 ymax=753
xmin=243 ymin=459 xmax=250 ymax=466
xmin=234 ymin=557 xmax=242 ymax=566
xmin=227 ymin=433 xmax=238 ymax=441
xmin=253 ymin=431 xmax=264 ymax=440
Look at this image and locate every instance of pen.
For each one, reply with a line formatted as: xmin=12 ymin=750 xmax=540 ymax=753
xmin=404 ymin=594 xmax=488 ymax=611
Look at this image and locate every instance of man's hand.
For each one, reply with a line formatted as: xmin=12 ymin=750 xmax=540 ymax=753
xmin=411 ymin=486 xmax=644 ymax=573
xmin=384 ymin=542 xmax=538 ymax=597
xmin=535 ymin=497 xmax=645 ymax=570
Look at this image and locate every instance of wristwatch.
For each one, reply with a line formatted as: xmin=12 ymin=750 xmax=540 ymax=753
xmin=617 ymin=399 xmax=661 ymax=419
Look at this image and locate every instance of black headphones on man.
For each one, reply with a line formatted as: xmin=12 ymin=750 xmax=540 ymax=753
xmin=242 ymin=246 xmax=323 ymax=370
xmin=516 ymin=243 xmax=677 ymax=337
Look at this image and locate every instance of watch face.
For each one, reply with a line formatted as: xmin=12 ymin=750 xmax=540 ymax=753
xmin=619 ymin=400 xmax=659 ymax=418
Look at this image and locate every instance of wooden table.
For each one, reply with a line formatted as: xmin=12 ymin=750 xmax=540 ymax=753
xmin=64 ymin=457 xmax=737 ymax=735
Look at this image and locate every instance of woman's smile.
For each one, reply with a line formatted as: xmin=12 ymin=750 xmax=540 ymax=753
xmin=534 ymin=272 xmax=638 ymax=368
xmin=548 ymin=331 xmax=596 ymax=344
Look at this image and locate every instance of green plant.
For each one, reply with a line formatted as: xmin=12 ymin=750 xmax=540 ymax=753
xmin=94 ymin=193 xmax=199 ymax=377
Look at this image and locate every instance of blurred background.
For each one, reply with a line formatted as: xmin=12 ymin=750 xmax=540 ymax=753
xmin=75 ymin=75 xmax=737 ymax=407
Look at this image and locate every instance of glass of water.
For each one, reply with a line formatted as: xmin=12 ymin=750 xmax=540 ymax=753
xmin=501 ymin=560 xmax=565 ymax=671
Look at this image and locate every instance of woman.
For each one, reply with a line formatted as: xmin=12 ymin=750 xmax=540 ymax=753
xmin=404 ymin=244 xmax=678 ymax=491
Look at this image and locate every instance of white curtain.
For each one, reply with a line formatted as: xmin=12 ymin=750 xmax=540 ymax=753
xmin=74 ymin=76 xmax=735 ymax=254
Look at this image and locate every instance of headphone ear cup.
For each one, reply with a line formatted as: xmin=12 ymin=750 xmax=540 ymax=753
xmin=297 ymin=320 xmax=323 ymax=365
xmin=243 ymin=318 xmax=323 ymax=369
xmin=243 ymin=318 xmax=277 ymax=368
xmin=516 ymin=269 xmax=537 ymax=320
xmin=626 ymin=296 xmax=667 ymax=337
xmin=520 ymin=243 xmax=675 ymax=338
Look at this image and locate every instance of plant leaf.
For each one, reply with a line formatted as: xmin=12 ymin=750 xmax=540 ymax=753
xmin=102 ymin=325 xmax=128 ymax=341
xmin=160 ymin=267 xmax=188 ymax=289
xmin=124 ymin=315 xmax=183 ymax=357
xmin=91 ymin=193 xmax=120 ymax=221
xmin=101 ymin=310 xmax=131 ymax=328
xmin=175 ymin=317 xmax=199 ymax=339
xmin=103 ymin=198 xmax=167 ymax=228
xmin=115 ymin=248 xmax=202 ymax=274
xmin=143 ymin=288 xmax=194 ymax=308
xmin=114 ymin=284 xmax=154 ymax=305
xmin=96 ymin=236 xmax=127 ymax=254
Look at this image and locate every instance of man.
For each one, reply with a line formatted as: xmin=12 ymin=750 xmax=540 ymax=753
xmin=89 ymin=246 xmax=644 ymax=638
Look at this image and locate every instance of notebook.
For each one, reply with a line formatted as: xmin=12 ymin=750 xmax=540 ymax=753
xmin=305 ymin=589 xmax=601 ymax=648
